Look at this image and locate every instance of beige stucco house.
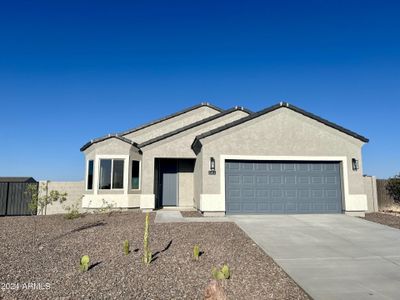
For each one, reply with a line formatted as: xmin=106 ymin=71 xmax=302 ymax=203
xmin=81 ymin=102 xmax=369 ymax=216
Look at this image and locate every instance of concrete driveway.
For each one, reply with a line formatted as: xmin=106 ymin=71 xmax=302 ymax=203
xmin=231 ymin=214 xmax=400 ymax=300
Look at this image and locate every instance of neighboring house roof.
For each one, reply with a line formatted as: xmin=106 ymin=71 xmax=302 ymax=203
xmin=138 ymin=106 xmax=252 ymax=148
xmin=192 ymin=102 xmax=369 ymax=153
xmin=119 ymin=102 xmax=223 ymax=136
xmin=80 ymin=134 xmax=139 ymax=152
xmin=0 ymin=177 xmax=37 ymax=183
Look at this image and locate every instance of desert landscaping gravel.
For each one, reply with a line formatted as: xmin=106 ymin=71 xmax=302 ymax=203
xmin=364 ymin=212 xmax=400 ymax=229
xmin=0 ymin=211 xmax=309 ymax=299
xmin=180 ymin=211 xmax=203 ymax=218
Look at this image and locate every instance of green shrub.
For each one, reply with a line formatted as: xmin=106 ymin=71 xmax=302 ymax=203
xmin=64 ymin=208 xmax=81 ymax=219
xmin=143 ymin=213 xmax=152 ymax=265
xmin=193 ymin=245 xmax=200 ymax=260
xmin=80 ymin=255 xmax=90 ymax=272
xmin=63 ymin=196 xmax=82 ymax=220
xmin=123 ymin=240 xmax=130 ymax=255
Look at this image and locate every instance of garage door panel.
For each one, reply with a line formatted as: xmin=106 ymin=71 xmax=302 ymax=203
xmin=326 ymin=189 xmax=338 ymax=198
xmin=255 ymin=189 xmax=269 ymax=198
xmin=285 ymin=190 xmax=297 ymax=198
xmin=227 ymin=189 xmax=241 ymax=198
xmin=226 ymin=160 xmax=342 ymax=214
xmin=256 ymin=175 xmax=268 ymax=185
xmin=269 ymin=164 xmax=281 ymax=171
xmin=242 ymin=176 xmax=254 ymax=185
xmin=297 ymin=164 xmax=309 ymax=172
xmin=242 ymin=189 xmax=255 ymax=197
xmin=270 ymin=176 xmax=283 ymax=184
xmin=283 ymin=163 xmax=296 ymax=171
xmin=297 ymin=176 xmax=310 ymax=184
xmin=285 ymin=176 xmax=296 ymax=184
xmin=227 ymin=175 xmax=241 ymax=185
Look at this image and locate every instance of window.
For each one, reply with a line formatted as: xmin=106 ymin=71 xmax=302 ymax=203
xmin=131 ymin=160 xmax=140 ymax=189
xmin=99 ymin=159 xmax=124 ymax=189
xmin=112 ymin=160 xmax=124 ymax=189
xmin=87 ymin=160 xmax=94 ymax=190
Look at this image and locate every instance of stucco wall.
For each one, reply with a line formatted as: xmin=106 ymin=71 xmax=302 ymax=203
xmin=39 ymin=181 xmax=85 ymax=215
xmin=123 ymin=106 xmax=220 ymax=143
xmin=363 ymin=175 xmax=378 ymax=212
xmin=140 ymin=109 xmax=249 ymax=195
xmin=198 ymin=108 xmax=367 ymax=212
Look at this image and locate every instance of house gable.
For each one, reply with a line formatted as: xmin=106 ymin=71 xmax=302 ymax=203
xmin=192 ymin=102 xmax=369 ymax=153
xmin=121 ymin=103 xmax=223 ymax=144
xmin=80 ymin=103 xmax=224 ymax=152
xmin=138 ymin=107 xmax=252 ymax=149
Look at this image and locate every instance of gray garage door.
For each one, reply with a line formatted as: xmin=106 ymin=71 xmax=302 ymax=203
xmin=225 ymin=160 xmax=343 ymax=214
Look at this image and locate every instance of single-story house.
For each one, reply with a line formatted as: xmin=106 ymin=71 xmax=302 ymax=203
xmin=80 ymin=102 xmax=369 ymax=216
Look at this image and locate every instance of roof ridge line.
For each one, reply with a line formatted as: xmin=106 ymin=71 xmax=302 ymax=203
xmin=118 ymin=102 xmax=223 ymax=136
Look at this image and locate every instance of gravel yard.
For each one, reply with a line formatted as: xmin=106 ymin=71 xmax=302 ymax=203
xmin=0 ymin=211 xmax=309 ymax=299
xmin=180 ymin=211 xmax=203 ymax=218
xmin=364 ymin=212 xmax=400 ymax=229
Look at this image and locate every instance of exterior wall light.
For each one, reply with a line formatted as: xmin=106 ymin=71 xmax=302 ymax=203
xmin=352 ymin=158 xmax=359 ymax=171
xmin=209 ymin=157 xmax=216 ymax=175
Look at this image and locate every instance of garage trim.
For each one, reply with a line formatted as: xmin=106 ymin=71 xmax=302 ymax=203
xmin=219 ymin=155 xmax=349 ymax=213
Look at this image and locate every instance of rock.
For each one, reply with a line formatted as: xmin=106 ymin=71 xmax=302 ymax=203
xmin=204 ymin=280 xmax=227 ymax=300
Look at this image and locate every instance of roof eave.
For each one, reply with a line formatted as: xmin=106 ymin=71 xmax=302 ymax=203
xmin=80 ymin=135 xmax=140 ymax=152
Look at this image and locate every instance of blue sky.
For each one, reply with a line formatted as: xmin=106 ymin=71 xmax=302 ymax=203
xmin=0 ymin=0 xmax=399 ymax=180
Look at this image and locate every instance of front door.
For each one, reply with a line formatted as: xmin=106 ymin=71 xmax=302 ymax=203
xmin=160 ymin=159 xmax=178 ymax=206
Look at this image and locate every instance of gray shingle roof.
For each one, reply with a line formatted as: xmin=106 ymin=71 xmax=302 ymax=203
xmin=119 ymin=102 xmax=223 ymax=136
xmin=192 ymin=102 xmax=369 ymax=153
xmin=80 ymin=103 xmax=252 ymax=152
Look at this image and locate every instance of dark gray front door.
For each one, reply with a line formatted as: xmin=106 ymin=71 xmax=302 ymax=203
xmin=225 ymin=160 xmax=342 ymax=214
xmin=160 ymin=160 xmax=178 ymax=206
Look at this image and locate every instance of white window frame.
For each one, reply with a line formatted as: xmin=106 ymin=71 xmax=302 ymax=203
xmin=131 ymin=160 xmax=141 ymax=191
xmin=94 ymin=155 xmax=129 ymax=194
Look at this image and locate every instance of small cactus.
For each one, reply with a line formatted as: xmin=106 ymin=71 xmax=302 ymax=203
xmin=143 ymin=212 xmax=152 ymax=265
xmin=221 ymin=264 xmax=230 ymax=279
xmin=193 ymin=245 xmax=200 ymax=260
xmin=80 ymin=255 xmax=90 ymax=272
xmin=212 ymin=264 xmax=231 ymax=280
xmin=123 ymin=240 xmax=130 ymax=255
xmin=212 ymin=267 xmax=226 ymax=280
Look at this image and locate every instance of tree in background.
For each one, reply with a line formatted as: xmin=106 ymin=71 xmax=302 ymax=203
xmin=386 ymin=174 xmax=400 ymax=204
xmin=25 ymin=183 xmax=67 ymax=246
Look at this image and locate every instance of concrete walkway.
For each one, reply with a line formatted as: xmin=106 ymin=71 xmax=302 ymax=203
xmin=231 ymin=214 xmax=400 ymax=300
